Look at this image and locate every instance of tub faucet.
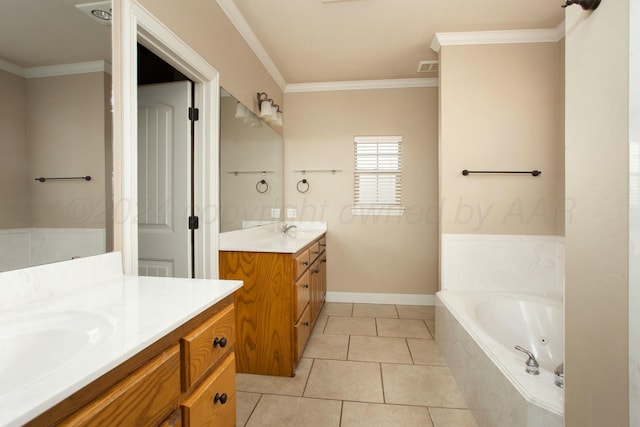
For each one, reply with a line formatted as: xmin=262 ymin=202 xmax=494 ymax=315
xmin=515 ymin=345 xmax=539 ymax=375
xmin=282 ymin=223 xmax=297 ymax=234
xmin=554 ymin=363 xmax=564 ymax=388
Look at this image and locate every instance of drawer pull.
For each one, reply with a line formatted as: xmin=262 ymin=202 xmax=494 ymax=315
xmin=303 ymin=261 xmax=309 ymax=266
xmin=213 ymin=337 xmax=227 ymax=348
xmin=303 ymin=283 xmax=309 ymax=289
xmin=213 ymin=392 xmax=228 ymax=405
xmin=314 ymin=269 xmax=320 ymax=274
xmin=303 ymin=321 xmax=310 ymax=327
xmin=312 ymin=250 xmax=319 ymax=255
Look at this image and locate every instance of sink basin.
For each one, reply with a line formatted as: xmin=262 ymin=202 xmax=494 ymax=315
xmin=0 ymin=311 xmax=115 ymax=396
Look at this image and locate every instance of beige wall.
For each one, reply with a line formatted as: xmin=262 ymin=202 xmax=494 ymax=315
xmin=137 ymin=0 xmax=283 ymax=117
xmin=0 ymin=70 xmax=30 ymax=228
xmin=27 ymin=73 xmax=107 ymax=228
xmin=564 ymin=3 xmax=630 ymax=426
xmin=439 ymin=42 xmax=564 ymax=235
xmin=284 ymin=88 xmax=439 ymax=296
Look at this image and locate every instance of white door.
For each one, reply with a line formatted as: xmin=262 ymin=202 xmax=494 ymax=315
xmin=137 ymin=81 xmax=191 ymax=278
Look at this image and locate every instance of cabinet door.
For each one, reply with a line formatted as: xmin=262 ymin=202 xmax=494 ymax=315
xmin=61 ymin=346 xmax=181 ymax=426
xmin=309 ymin=257 xmax=322 ymax=321
xmin=181 ymin=353 xmax=236 ymax=427
xmin=294 ymin=249 xmax=310 ymax=279
xmin=294 ymin=270 xmax=311 ymax=320
xmin=294 ymin=305 xmax=312 ymax=361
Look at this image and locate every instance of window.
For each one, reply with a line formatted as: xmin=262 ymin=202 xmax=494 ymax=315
xmin=352 ymin=136 xmax=404 ymax=216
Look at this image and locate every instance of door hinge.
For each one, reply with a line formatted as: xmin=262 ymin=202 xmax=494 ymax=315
xmin=188 ymin=107 xmax=199 ymax=121
xmin=188 ymin=216 xmax=199 ymax=230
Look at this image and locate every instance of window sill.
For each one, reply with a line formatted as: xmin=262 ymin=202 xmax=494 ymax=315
xmin=351 ymin=207 xmax=405 ymax=216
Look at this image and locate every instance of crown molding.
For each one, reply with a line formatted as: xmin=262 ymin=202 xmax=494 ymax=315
xmin=216 ymin=0 xmax=287 ymax=90
xmin=430 ymin=24 xmax=565 ymax=52
xmin=0 ymin=59 xmax=111 ymax=78
xmin=285 ymin=78 xmax=438 ymax=93
xmin=0 ymin=58 xmax=26 ymax=77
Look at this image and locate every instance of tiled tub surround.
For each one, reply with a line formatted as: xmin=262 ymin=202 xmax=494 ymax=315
xmin=436 ymin=291 xmax=564 ymax=427
xmin=0 ymin=228 xmax=106 ymax=272
xmin=438 ymin=234 xmax=565 ymax=427
xmin=0 ymin=252 xmax=242 ymax=426
xmin=441 ymin=234 xmax=565 ymax=294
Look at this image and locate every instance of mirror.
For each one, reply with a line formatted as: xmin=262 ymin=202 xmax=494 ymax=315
xmin=0 ymin=0 xmax=112 ymax=271
xmin=219 ymin=89 xmax=283 ymax=232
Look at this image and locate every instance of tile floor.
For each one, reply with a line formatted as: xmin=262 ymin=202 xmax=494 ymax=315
xmin=236 ymin=303 xmax=478 ymax=427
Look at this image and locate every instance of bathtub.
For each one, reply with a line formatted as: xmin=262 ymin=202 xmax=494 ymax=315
xmin=436 ymin=290 xmax=565 ymax=427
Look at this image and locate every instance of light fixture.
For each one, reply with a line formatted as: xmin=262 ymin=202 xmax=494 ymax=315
xmin=91 ymin=8 xmax=112 ymax=21
xmin=76 ymin=1 xmax=113 ymax=25
xmin=561 ymin=0 xmax=600 ymax=10
xmin=256 ymin=92 xmax=283 ymax=126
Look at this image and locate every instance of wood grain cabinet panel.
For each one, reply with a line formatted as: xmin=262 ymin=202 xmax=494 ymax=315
xmin=181 ymin=353 xmax=236 ymax=427
xmin=294 ymin=305 xmax=312 ymax=361
xmin=181 ymin=304 xmax=235 ymax=390
xmin=31 ymin=297 xmax=237 ymax=426
xmin=61 ymin=346 xmax=181 ymax=427
xmin=220 ymin=234 xmax=326 ymax=377
xmin=294 ymin=270 xmax=311 ymax=320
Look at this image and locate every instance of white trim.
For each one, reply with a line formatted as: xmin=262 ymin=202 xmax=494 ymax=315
xmin=285 ymin=78 xmax=438 ymax=93
xmin=0 ymin=59 xmax=111 ymax=78
xmin=215 ymin=0 xmax=287 ymax=90
xmin=0 ymin=58 xmax=26 ymax=77
xmin=119 ymin=0 xmax=220 ymax=278
xmin=326 ymin=291 xmax=435 ymax=306
xmin=430 ymin=27 xmax=564 ymax=53
xmin=351 ymin=207 xmax=405 ymax=216
xmin=24 ymin=61 xmax=112 ymax=78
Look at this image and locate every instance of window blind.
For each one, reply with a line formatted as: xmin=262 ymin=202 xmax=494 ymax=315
xmin=353 ymin=136 xmax=403 ymax=211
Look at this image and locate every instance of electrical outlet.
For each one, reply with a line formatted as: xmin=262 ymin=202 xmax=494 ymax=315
xmin=287 ymin=208 xmax=297 ymax=219
xmin=271 ymin=208 xmax=280 ymax=218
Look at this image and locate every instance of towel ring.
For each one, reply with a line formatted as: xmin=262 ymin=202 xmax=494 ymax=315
xmin=297 ymin=178 xmax=310 ymax=193
xmin=256 ymin=179 xmax=269 ymax=194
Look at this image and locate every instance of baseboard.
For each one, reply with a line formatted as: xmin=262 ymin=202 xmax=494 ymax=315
xmin=325 ymin=292 xmax=435 ymax=306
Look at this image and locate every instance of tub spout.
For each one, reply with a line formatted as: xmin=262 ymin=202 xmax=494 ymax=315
xmin=554 ymin=363 xmax=564 ymax=388
xmin=515 ymin=345 xmax=539 ymax=375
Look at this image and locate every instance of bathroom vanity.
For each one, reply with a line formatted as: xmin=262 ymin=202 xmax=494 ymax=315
xmin=219 ymin=223 xmax=327 ymax=377
xmin=0 ymin=253 xmax=242 ymax=426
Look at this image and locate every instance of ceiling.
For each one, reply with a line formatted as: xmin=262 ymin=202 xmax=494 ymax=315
xmin=230 ymin=0 xmax=565 ymax=85
xmin=0 ymin=0 xmax=111 ymax=69
xmin=0 ymin=0 xmax=564 ymax=85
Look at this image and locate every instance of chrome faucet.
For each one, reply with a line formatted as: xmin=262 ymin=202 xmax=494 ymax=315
xmin=554 ymin=363 xmax=564 ymax=388
xmin=515 ymin=345 xmax=539 ymax=375
xmin=282 ymin=223 xmax=297 ymax=234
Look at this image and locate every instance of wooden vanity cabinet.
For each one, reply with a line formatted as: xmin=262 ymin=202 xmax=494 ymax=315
xmin=27 ymin=296 xmax=237 ymax=427
xmin=219 ymin=234 xmax=326 ymax=377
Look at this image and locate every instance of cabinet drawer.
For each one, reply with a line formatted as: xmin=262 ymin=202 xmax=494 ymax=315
xmin=294 ymin=249 xmax=310 ymax=278
xmin=181 ymin=353 xmax=236 ymax=427
xmin=61 ymin=346 xmax=181 ymax=426
xmin=309 ymin=241 xmax=321 ymax=261
xmin=294 ymin=270 xmax=311 ymax=320
xmin=181 ymin=304 xmax=235 ymax=390
xmin=318 ymin=236 xmax=327 ymax=253
xmin=294 ymin=304 xmax=312 ymax=361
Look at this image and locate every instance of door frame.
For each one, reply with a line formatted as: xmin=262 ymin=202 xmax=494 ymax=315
xmin=115 ymin=0 xmax=220 ymax=278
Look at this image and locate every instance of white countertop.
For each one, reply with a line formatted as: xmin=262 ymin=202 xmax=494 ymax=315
xmin=0 ymin=253 xmax=242 ymax=427
xmin=219 ymin=221 xmax=327 ymax=253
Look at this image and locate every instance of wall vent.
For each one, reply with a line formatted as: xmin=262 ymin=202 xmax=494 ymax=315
xmin=417 ymin=60 xmax=439 ymax=73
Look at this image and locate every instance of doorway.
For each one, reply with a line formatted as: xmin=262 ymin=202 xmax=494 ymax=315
xmin=137 ymin=46 xmax=195 ymax=278
xmin=116 ymin=0 xmax=220 ymax=278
